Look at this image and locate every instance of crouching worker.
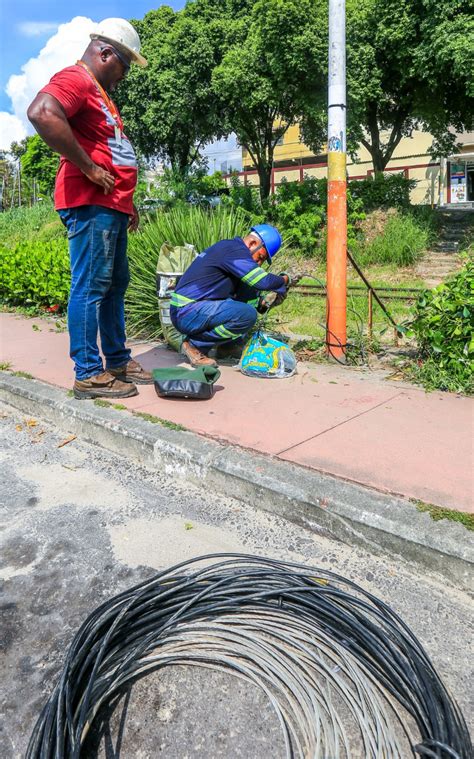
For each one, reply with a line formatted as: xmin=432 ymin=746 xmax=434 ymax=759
xmin=170 ymin=224 xmax=289 ymax=367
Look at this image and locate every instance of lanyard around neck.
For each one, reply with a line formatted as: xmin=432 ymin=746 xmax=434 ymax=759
xmin=76 ymin=60 xmax=122 ymax=128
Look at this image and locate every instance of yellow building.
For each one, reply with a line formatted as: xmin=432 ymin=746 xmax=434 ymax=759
xmin=239 ymin=125 xmax=474 ymax=206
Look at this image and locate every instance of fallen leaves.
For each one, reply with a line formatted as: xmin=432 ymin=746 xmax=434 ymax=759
xmin=15 ymin=418 xmax=46 ymax=443
xmin=57 ymin=435 xmax=77 ymax=449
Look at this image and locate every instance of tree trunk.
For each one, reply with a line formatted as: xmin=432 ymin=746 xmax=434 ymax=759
xmin=371 ymin=150 xmax=387 ymax=176
xmin=364 ymin=104 xmax=408 ymax=176
xmin=365 ymin=106 xmax=386 ymax=176
xmin=257 ymin=163 xmax=272 ymax=201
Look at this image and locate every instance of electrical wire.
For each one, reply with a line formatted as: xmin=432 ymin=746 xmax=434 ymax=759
xmin=26 ymin=554 xmax=472 ymax=759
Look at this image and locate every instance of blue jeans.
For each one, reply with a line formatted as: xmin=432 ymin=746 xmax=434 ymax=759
xmin=59 ymin=206 xmax=131 ymax=380
xmin=170 ymin=299 xmax=257 ymax=353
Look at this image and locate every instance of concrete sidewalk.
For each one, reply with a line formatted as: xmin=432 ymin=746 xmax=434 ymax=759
xmin=1 ymin=311 xmax=473 ymax=513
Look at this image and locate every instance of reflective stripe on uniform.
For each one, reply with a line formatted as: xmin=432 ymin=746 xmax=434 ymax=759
xmin=247 ymin=298 xmax=259 ymax=307
xmin=170 ymin=292 xmax=195 ymax=308
xmin=241 ymin=267 xmax=267 ymax=286
xmin=213 ymin=324 xmax=241 ymax=339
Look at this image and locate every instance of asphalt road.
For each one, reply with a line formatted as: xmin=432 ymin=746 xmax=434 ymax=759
xmin=1 ymin=402 xmax=472 ymax=758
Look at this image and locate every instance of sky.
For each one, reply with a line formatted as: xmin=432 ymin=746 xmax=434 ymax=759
xmin=0 ymin=0 xmax=241 ymax=170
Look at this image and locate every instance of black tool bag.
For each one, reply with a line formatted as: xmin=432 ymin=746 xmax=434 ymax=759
xmin=152 ymin=365 xmax=221 ymax=400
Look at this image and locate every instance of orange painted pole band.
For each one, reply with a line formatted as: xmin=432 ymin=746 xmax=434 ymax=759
xmin=326 ymin=152 xmax=347 ymax=359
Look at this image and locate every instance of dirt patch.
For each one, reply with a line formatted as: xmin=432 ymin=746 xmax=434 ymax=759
xmin=358 ymin=208 xmax=397 ymax=245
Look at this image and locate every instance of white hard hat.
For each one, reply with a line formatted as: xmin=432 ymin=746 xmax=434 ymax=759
xmin=90 ymin=18 xmax=147 ymax=67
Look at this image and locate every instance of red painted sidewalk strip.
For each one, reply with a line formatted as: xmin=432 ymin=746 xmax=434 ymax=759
xmin=1 ymin=312 xmax=473 ymax=513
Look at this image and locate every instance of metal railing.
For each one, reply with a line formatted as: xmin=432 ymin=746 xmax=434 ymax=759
xmin=291 ymin=251 xmax=423 ymax=343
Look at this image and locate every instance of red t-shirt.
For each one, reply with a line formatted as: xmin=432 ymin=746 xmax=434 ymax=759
xmin=41 ymin=65 xmax=137 ymax=215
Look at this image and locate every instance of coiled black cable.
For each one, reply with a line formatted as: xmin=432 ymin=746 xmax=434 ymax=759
xmin=26 ymin=554 xmax=472 ymax=758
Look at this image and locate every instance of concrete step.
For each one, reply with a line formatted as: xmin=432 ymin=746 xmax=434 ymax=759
xmin=438 ymin=230 xmax=469 ymax=239
xmin=432 ymin=247 xmax=459 ymax=254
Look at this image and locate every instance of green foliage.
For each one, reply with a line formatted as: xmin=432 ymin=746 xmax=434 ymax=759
xmin=408 ymin=260 xmax=474 ymax=394
xmin=133 ymin=410 xmax=186 ymax=431
xmin=345 ymin=0 xmax=474 ymax=173
xmin=271 ymin=178 xmax=326 ymax=257
xmin=348 ymin=174 xmax=416 ymax=211
xmin=195 ymin=170 xmax=227 ymax=197
xmin=263 ymin=177 xmax=365 ymax=259
xmin=213 ymin=0 xmax=327 ymax=199
xmin=0 ymin=239 xmax=70 ymax=309
xmin=414 ymin=500 xmax=474 ymax=531
xmin=20 ymin=135 xmax=59 ymax=196
xmin=224 ymin=173 xmax=265 ymax=217
xmin=0 ymin=200 xmax=65 ymax=247
xmin=126 ymin=205 xmax=252 ymax=337
xmin=352 ymin=212 xmax=429 ymax=267
xmin=120 ymin=4 xmax=228 ymax=172
xmin=149 ymin=167 xmax=227 ymax=208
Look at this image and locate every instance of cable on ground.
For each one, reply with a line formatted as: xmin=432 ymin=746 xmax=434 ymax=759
xmin=26 ymin=554 xmax=472 ymax=759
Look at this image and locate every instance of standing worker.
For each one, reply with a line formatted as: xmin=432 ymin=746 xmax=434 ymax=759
xmin=170 ymin=225 xmax=290 ymax=367
xmin=27 ymin=19 xmax=153 ymax=399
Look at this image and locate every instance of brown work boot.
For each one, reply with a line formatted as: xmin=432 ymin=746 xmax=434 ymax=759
xmin=73 ymin=370 xmax=138 ymax=400
xmin=181 ymin=340 xmax=217 ymax=367
xmin=108 ymin=359 xmax=153 ymax=385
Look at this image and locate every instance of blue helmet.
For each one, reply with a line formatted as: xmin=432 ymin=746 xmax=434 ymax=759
xmin=251 ymin=224 xmax=282 ymax=264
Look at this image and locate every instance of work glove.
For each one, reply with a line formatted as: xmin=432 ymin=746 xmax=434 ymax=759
xmin=257 ymin=291 xmax=286 ymax=314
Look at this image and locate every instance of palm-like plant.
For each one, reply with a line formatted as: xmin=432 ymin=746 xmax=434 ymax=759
xmin=126 ymin=205 xmax=252 ymax=339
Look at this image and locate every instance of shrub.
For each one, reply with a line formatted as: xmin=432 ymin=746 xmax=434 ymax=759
xmin=268 ymin=177 xmax=365 ymax=258
xmin=0 ymin=200 xmax=64 ymax=248
xmin=408 ymin=259 xmax=474 ymax=394
xmin=353 ymin=211 xmax=429 ymax=267
xmin=348 ymin=174 xmax=416 ymax=211
xmin=271 ymin=178 xmax=325 ymax=257
xmin=226 ymin=173 xmax=265 ymax=217
xmin=0 ymin=239 xmax=69 ymax=309
xmin=147 ymin=167 xmax=228 ymax=209
xmin=126 ymin=204 xmax=253 ymax=338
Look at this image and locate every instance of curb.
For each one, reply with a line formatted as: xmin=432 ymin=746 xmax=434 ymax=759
xmin=1 ymin=371 xmax=472 ymax=591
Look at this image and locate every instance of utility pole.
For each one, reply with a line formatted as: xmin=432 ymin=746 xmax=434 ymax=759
xmin=326 ymin=0 xmax=347 ymax=361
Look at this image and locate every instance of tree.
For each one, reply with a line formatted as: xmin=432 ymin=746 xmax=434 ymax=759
xmin=11 ymin=135 xmax=58 ymax=196
xmin=345 ymin=0 xmax=474 ymax=175
xmin=119 ymin=4 xmax=229 ymax=174
xmin=213 ymin=0 xmax=327 ymax=200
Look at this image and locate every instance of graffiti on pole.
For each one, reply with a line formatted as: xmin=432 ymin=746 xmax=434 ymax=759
xmin=328 ymin=131 xmax=344 ymax=153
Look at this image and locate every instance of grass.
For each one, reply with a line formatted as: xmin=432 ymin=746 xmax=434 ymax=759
xmin=352 ymin=211 xmax=430 ymax=267
xmin=267 ymin=276 xmax=423 ymax=345
xmin=92 ymin=400 xmax=128 ymax=411
xmin=0 ymin=200 xmax=64 ymax=247
xmin=414 ymin=500 xmax=474 ymax=531
xmin=91 ymin=402 xmax=186 ymax=430
xmin=12 ymin=370 xmax=34 ymax=379
xmin=0 ymin=362 xmax=12 ymax=370
xmin=133 ymin=410 xmax=186 ymax=431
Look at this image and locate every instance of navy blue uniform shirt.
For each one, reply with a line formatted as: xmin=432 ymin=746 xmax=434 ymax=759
xmin=170 ymin=237 xmax=286 ymax=311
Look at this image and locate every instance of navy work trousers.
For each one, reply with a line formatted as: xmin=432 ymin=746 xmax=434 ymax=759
xmin=170 ymin=298 xmax=257 ymax=353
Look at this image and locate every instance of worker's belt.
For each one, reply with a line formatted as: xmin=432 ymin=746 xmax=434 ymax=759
xmin=169 ymin=292 xmax=196 ymax=308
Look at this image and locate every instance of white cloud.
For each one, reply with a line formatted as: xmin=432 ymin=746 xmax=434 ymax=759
xmin=17 ymin=22 xmax=59 ymax=38
xmin=0 ymin=113 xmax=27 ymax=151
xmin=0 ymin=16 xmax=95 ymax=152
